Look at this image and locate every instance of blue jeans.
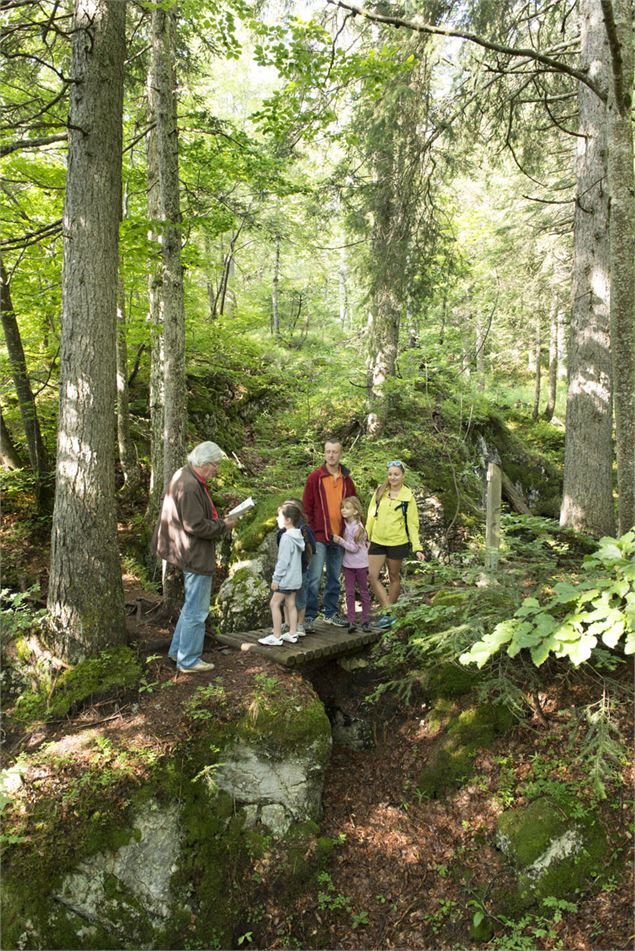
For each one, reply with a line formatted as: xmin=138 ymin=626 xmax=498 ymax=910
xmin=305 ymin=541 xmax=344 ymax=620
xmin=169 ymin=570 xmax=213 ymax=668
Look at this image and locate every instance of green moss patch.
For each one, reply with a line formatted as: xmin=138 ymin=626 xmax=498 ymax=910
xmin=418 ymin=702 xmax=514 ymax=799
xmin=12 ymin=646 xmax=141 ymax=723
xmin=233 ymin=489 xmax=304 ymax=555
xmin=496 ymin=797 xmax=610 ymax=907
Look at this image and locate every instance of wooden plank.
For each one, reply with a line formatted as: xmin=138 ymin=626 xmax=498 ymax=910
xmin=215 ymin=619 xmax=382 ymax=667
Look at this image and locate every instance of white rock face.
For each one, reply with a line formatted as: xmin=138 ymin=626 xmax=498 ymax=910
xmin=525 ymin=829 xmax=584 ymax=880
xmin=215 ymin=740 xmax=330 ymax=837
xmin=55 ymin=801 xmax=181 ymax=932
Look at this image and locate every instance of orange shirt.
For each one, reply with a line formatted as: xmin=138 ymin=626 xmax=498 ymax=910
xmin=322 ymin=471 xmax=344 ymax=537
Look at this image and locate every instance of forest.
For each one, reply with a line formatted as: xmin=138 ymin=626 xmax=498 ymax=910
xmin=0 ymin=0 xmax=634 ymax=949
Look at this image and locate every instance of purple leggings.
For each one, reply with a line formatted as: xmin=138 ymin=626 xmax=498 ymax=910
xmin=343 ymin=566 xmax=370 ymax=624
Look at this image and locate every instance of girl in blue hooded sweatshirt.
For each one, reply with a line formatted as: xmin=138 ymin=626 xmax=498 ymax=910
xmin=258 ymin=502 xmax=305 ymax=647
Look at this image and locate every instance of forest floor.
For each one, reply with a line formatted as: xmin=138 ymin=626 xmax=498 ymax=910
xmin=3 ymin=566 xmax=633 ymax=951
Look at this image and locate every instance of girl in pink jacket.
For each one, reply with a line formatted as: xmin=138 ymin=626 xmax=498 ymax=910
xmin=333 ymin=496 xmax=371 ymax=632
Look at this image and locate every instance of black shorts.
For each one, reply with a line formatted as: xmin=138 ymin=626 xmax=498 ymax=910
xmin=275 ymin=587 xmax=299 ymax=595
xmin=368 ymin=542 xmax=411 ymax=560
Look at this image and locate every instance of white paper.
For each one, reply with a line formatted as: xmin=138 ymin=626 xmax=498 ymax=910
xmin=227 ymin=496 xmax=255 ymax=518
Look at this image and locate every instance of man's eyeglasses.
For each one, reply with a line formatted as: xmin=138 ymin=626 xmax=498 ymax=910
xmin=387 ymin=460 xmax=404 ymax=469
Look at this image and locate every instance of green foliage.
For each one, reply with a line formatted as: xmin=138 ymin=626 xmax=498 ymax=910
xmin=185 ymin=681 xmax=228 ymax=722
xmin=0 ymin=585 xmax=46 ymax=641
xmin=460 ymin=532 xmax=635 ymax=669
xmin=488 ymin=897 xmax=578 ymax=950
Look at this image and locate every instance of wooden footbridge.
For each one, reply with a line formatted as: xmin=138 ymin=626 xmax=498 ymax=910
xmin=216 ymin=618 xmax=384 ymax=667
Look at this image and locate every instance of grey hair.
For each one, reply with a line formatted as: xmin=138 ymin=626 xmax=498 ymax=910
xmin=188 ymin=441 xmax=225 ymax=466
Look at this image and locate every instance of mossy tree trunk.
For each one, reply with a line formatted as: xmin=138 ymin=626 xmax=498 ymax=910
xmin=0 ymin=258 xmax=50 ymax=508
xmin=48 ymin=0 xmax=127 ymax=660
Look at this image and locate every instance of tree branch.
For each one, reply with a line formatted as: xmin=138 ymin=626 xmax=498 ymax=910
xmin=325 ymin=0 xmax=606 ymax=101
xmin=0 ymin=133 xmax=67 ymax=158
xmin=0 ymin=218 xmax=63 ymax=251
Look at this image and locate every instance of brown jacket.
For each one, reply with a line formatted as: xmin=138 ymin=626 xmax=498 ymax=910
xmin=153 ymin=465 xmax=226 ymax=575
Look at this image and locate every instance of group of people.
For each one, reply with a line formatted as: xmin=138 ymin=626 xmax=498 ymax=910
xmin=154 ymin=439 xmax=424 ymax=671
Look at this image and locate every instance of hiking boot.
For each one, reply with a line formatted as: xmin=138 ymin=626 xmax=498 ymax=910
xmin=304 ymin=618 xmax=314 ymax=633
xmin=347 ymin=623 xmax=357 ymax=633
xmin=375 ymin=614 xmax=395 ymax=630
xmin=361 ymin=622 xmax=371 ymax=632
xmin=296 ymin=624 xmax=307 ymax=637
xmin=324 ymin=613 xmax=348 ymax=628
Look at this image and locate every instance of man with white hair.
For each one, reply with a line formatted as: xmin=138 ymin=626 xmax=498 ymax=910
xmin=154 ymin=441 xmax=237 ymax=672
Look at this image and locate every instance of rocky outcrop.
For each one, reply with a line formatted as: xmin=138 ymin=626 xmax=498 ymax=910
xmin=1 ymin=684 xmax=332 ymax=950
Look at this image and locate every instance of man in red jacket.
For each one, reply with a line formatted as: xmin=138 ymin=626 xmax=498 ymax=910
xmin=303 ymin=439 xmax=356 ymax=628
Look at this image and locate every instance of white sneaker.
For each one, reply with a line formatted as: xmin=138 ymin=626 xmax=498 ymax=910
xmin=281 ymin=632 xmax=298 ymax=644
xmin=258 ymin=634 xmax=284 ymax=646
xmin=296 ymin=624 xmax=306 ymax=637
xmin=177 ymin=659 xmax=215 ymax=672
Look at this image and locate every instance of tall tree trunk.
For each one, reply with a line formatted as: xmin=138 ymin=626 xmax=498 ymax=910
xmin=0 ymin=408 xmax=24 ymax=470
xmin=338 ymin=248 xmax=348 ymax=327
xmin=116 ymin=275 xmax=138 ymax=488
xmin=561 ymin=0 xmax=615 ymax=535
xmin=603 ymin=0 xmax=635 ymax=532
xmin=367 ymin=284 xmax=401 ymax=434
xmin=48 ymin=0 xmax=126 ymax=660
xmin=544 ymin=304 xmax=558 ymax=421
xmin=150 ymin=3 xmax=187 ymax=609
xmin=475 ymin=314 xmax=485 ymax=392
xmin=145 ymin=86 xmax=164 ymax=532
xmin=532 ymin=318 xmax=542 ymax=420
xmin=271 ymin=235 xmax=280 ymax=336
xmin=557 ymin=308 xmax=568 ymax=381
xmin=0 ymin=259 xmax=50 ymax=506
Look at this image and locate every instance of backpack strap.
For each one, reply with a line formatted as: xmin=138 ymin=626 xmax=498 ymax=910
xmin=399 ymin=500 xmax=411 ymax=543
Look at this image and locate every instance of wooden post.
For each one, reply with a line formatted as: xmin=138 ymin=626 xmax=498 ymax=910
xmin=486 ymin=462 xmax=502 ymax=569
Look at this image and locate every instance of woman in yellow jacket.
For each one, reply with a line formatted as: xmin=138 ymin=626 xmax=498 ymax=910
xmin=366 ymin=460 xmax=424 ymax=627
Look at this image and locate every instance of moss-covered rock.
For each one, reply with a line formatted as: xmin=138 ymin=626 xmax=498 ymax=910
xmin=12 ymin=646 xmax=141 ymax=723
xmin=418 ymin=702 xmax=514 ymax=799
xmin=217 ymin=564 xmax=271 ymax=633
xmin=1 ymin=679 xmax=333 ymax=950
xmin=419 ymin=661 xmax=480 ymax=700
xmin=496 ymin=797 xmax=610 ymax=908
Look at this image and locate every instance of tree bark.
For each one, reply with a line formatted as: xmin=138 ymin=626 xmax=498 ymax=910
xmin=338 ymin=248 xmax=349 ymax=327
xmin=544 ymin=304 xmax=558 ymax=421
xmin=48 ymin=0 xmax=126 ymax=660
xmin=532 ymin=318 xmax=541 ymax=420
xmin=0 ymin=258 xmax=50 ymax=505
xmin=145 ymin=78 xmax=164 ymax=532
xmin=0 ymin=408 xmax=25 ymax=470
xmin=561 ymin=0 xmax=615 ymax=536
xmin=149 ymin=4 xmax=187 ymax=609
xmin=603 ymin=0 xmax=635 ymax=532
xmin=116 ymin=275 xmax=138 ymax=488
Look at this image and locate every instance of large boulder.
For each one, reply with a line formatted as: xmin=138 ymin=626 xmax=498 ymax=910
xmin=496 ymin=796 xmax=610 ymax=907
xmin=217 ymin=562 xmax=271 ymax=633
